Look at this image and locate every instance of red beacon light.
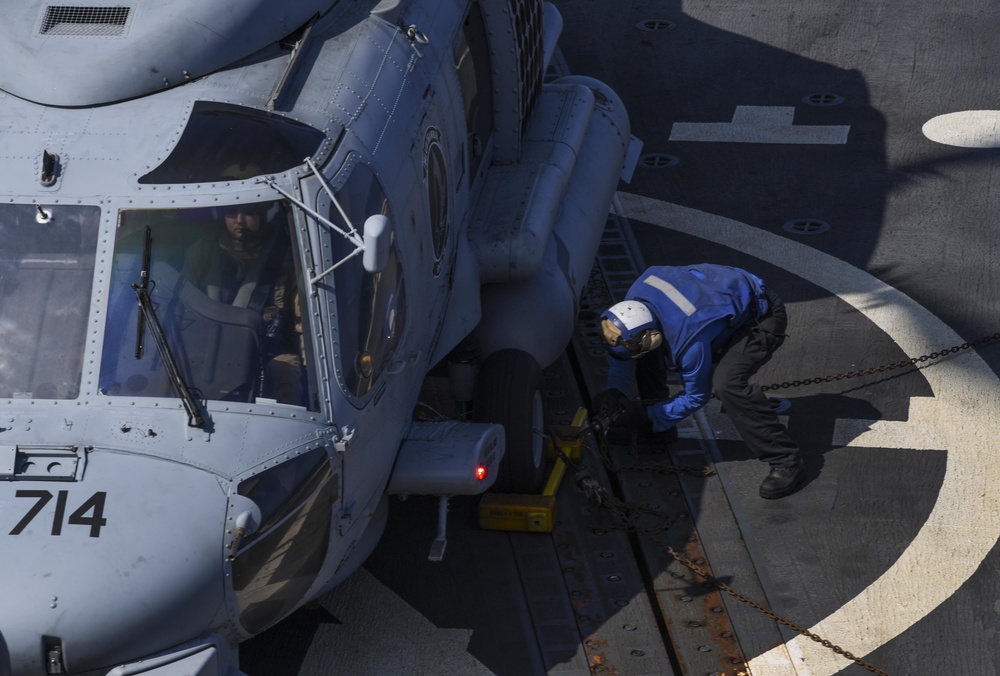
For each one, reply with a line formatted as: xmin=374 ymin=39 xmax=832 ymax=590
xmin=475 ymin=464 xmax=488 ymax=482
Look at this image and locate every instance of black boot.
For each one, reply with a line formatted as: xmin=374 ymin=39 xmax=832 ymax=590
xmin=759 ymin=463 xmax=802 ymax=499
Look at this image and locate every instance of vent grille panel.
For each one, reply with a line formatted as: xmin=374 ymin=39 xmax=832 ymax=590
xmin=40 ymin=6 xmax=131 ymax=36
xmin=509 ymin=0 xmax=542 ymax=136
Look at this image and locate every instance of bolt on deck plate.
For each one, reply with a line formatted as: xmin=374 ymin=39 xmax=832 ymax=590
xmin=639 ymin=153 xmax=680 ymax=169
xmin=803 ymin=92 xmax=845 ymax=106
xmin=783 ymin=218 xmax=830 ymax=235
xmin=637 ymin=19 xmax=677 ymax=31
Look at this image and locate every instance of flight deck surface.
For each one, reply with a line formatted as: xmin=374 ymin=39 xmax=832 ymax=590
xmin=242 ymin=1 xmax=1000 ymax=673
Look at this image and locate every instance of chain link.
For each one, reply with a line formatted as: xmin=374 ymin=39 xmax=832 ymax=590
xmin=605 ymin=440 xmax=716 ymax=479
xmin=761 ymin=331 xmax=1000 ymax=393
xmin=551 ymin=430 xmax=892 ymax=676
xmin=659 ymin=541 xmax=891 ymax=676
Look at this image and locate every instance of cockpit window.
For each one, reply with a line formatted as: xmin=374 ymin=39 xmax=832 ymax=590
xmin=99 ymin=201 xmax=318 ymax=409
xmin=0 ymin=204 xmax=99 ymax=399
xmin=138 ymin=102 xmax=325 ymax=184
xmin=232 ymin=447 xmax=336 ymax=633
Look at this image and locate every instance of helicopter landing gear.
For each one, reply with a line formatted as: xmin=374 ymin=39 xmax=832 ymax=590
xmin=473 ymin=348 xmax=547 ymax=494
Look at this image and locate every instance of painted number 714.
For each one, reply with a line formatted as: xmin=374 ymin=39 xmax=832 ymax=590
xmin=8 ymin=490 xmax=108 ymax=538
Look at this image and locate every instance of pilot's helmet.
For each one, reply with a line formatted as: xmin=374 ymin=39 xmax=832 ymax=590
xmin=220 ymin=161 xmax=264 ymax=181
xmin=600 ymin=300 xmax=663 ymax=360
xmin=216 ymin=200 xmax=280 ymax=223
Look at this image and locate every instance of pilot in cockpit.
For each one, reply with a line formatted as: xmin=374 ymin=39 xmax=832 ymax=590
xmin=183 ymin=176 xmax=306 ymax=405
xmin=184 ymin=201 xmax=286 ymax=303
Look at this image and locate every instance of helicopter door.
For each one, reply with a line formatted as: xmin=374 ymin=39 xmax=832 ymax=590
xmin=304 ymin=158 xmax=411 ymax=535
xmin=313 ymin=158 xmax=405 ymax=403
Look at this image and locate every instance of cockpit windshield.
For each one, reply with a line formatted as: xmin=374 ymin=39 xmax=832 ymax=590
xmin=0 ymin=204 xmax=99 ymax=399
xmin=99 ymin=201 xmax=317 ymax=409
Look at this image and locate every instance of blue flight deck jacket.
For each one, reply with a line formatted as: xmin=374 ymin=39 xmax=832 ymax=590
xmin=606 ymin=264 xmax=767 ymax=431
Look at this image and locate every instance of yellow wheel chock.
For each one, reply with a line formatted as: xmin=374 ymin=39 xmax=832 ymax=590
xmin=477 ymin=408 xmax=588 ymax=533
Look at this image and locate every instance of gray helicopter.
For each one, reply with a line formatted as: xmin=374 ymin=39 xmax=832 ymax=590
xmin=0 ymin=1 xmax=633 ymax=674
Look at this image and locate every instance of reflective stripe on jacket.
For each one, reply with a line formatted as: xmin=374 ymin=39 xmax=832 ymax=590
xmin=628 ymin=264 xmax=766 ymax=365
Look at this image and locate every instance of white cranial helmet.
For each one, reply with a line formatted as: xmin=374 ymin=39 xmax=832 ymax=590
xmin=599 ymin=300 xmax=662 ymax=360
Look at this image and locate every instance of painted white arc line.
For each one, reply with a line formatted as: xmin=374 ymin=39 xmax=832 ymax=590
xmin=616 ymin=191 xmax=1000 ymax=676
xmin=922 ymin=110 xmax=1000 ymax=148
xmin=669 ymin=106 xmax=850 ymax=144
xmin=312 ymin=568 xmax=497 ymax=675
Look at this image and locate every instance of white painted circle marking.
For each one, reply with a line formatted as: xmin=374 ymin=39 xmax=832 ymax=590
xmin=922 ymin=110 xmax=1000 ymax=147
xmin=617 ymin=191 xmax=1000 ymax=675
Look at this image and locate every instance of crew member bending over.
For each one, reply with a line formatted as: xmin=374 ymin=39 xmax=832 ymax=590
xmin=595 ymin=263 xmax=803 ymax=499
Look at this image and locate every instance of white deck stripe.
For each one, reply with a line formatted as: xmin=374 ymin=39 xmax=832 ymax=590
xmin=669 ymin=106 xmax=850 ymax=144
xmin=317 ymin=568 xmax=496 ymax=674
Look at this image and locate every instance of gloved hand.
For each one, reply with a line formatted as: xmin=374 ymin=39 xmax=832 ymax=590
xmin=262 ymin=306 xmax=286 ymax=359
xmin=617 ymin=399 xmax=651 ymax=431
xmin=592 ymin=388 xmax=630 ymax=424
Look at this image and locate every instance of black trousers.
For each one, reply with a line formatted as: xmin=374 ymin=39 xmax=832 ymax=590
xmin=711 ymin=288 xmax=799 ymax=468
xmin=636 ymin=288 xmax=800 ymax=468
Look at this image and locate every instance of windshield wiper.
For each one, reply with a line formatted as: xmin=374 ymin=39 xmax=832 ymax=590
xmin=131 ymin=228 xmax=205 ymax=428
xmin=134 ymin=226 xmax=152 ymax=359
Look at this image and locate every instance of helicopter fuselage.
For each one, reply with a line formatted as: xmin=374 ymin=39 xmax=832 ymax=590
xmin=0 ymin=1 xmax=631 ymax=674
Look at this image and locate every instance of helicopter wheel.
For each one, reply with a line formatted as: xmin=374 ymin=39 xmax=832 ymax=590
xmin=473 ymin=348 xmax=547 ymax=494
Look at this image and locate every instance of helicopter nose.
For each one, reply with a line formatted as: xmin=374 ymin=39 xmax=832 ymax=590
xmin=0 ymin=449 xmax=230 ymax=674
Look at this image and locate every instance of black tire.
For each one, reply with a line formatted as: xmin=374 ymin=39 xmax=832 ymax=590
xmin=473 ymin=348 xmax=546 ymax=494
